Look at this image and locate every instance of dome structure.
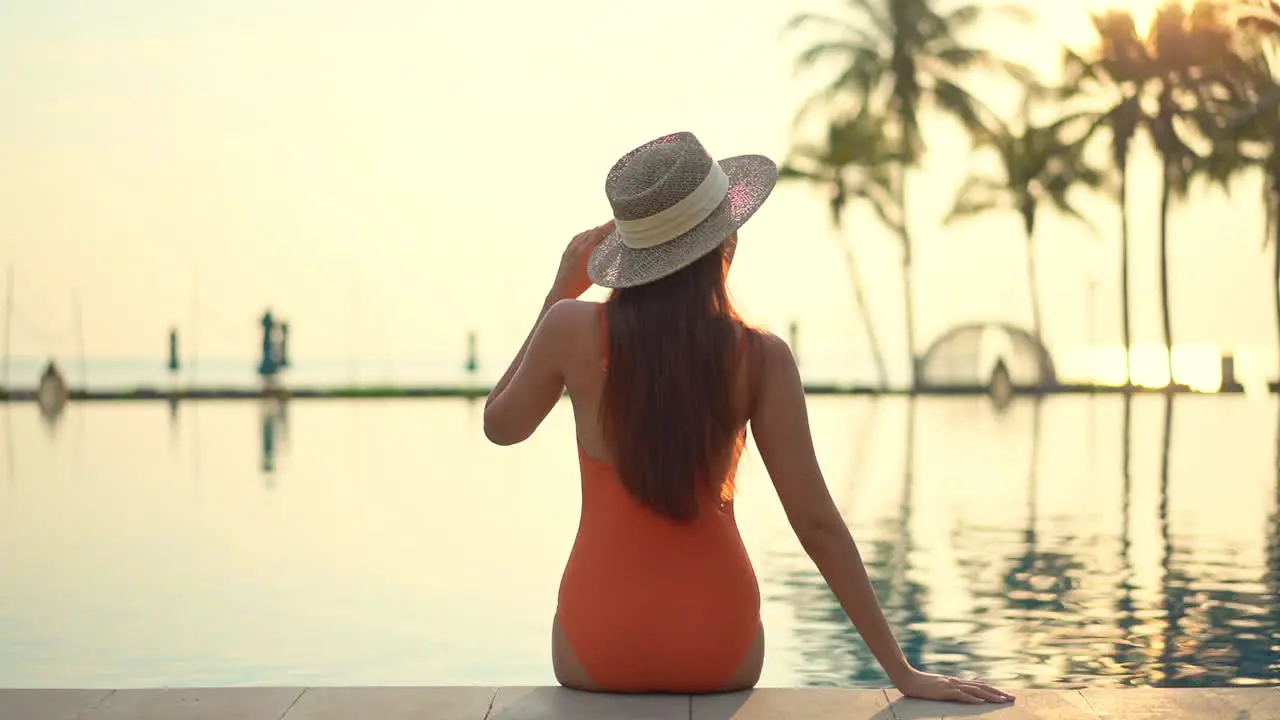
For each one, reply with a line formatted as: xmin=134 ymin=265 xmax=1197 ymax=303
xmin=917 ymin=323 xmax=1056 ymax=389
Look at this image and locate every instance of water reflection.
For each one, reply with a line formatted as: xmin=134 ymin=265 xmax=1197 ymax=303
xmin=1271 ymin=406 xmax=1280 ymax=680
xmin=769 ymin=395 xmax=1280 ymax=688
xmin=772 ymin=399 xmax=932 ymax=685
xmin=167 ymin=396 xmax=180 ymax=448
xmin=1112 ymin=395 xmax=1140 ymax=683
xmin=2 ymin=396 xmax=1276 ymax=689
xmin=1157 ymin=395 xmax=1181 ymax=685
xmin=37 ymin=398 xmax=66 ymax=435
xmin=1148 ymin=398 xmax=1276 ymax=685
xmin=1002 ymin=399 xmax=1086 ymax=657
xmin=259 ymin=398 xmax=289 ymax=482
xmin=3 ymin=405 xmax=12 ymax=505
xmin=834 ymin=398 xmax=881 ymax=518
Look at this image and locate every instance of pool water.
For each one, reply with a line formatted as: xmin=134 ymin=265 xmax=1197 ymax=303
xmin=1 ymin=395 xmax=1277 ymax=688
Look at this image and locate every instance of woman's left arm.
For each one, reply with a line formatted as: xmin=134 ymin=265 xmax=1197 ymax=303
xmin=482 ymin=297 xmax=569 ymax=446
xmin=483 ymin=221 xmax=613 ymax=446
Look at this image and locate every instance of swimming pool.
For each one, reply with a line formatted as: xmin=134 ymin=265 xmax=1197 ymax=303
xmin=1 ymin=395 xmax=1276 ymax=688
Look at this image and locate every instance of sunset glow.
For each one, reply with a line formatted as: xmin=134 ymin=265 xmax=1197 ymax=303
xmin=1062 ymin=343 xmax=1269 ymax=393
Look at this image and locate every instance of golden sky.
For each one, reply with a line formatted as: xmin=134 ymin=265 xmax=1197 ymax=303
xmin=0 ymin=0 xmax=1273 ymax=387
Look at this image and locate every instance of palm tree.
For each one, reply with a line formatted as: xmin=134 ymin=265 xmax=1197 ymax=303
xmin=1144 ymin=0 xmax=1241 ymax=388
xmin=944 ymin=90 xmax=1107 ymax=348
xmin=781 ymin=106 xmax=900 ymax=389
xmin=1062 ymin=9 xmax=1154 ymax=387
xmin=1227 ymin=1 xmax=1280 ymax=384
xmin=785 ymin=0 xmax=1033 ymax=388
xmin=1235 ymin=1 xmax=1280 ymax=116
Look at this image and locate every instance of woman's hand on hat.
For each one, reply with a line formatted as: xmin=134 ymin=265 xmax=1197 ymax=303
xmin=548 ymin=221 xmax=615 ymax=302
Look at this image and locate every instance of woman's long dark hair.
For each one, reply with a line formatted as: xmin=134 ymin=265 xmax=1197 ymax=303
xmin=599 ymin=241 xmax=751 ymax=522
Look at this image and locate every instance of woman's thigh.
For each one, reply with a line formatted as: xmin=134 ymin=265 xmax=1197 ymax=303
xmin=718 ymin=623 xmax=765 ymax=692
xmin=551 ymin=613 xmax=602 ymax=692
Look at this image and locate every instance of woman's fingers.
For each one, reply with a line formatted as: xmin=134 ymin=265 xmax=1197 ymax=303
xmin=962 ymin=676 xmax=1013 ymax=702
xmin=571 ymin=222 xmax=611 ymax=251
xmin=949 ymin=688 xmax=987 ymax=704
xmin=959 ymin=682 xmax=1011 ymax=703
xmin=589 ymin=222 xmax=612 ymax=243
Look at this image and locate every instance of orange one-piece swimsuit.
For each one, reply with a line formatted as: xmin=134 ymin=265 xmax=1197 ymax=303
xmin=555 ymin=307 xmax=762 ymax=693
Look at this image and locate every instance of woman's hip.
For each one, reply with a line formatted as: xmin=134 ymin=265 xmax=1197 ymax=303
xmin=552 ymin=610 xmax=763 ymax=694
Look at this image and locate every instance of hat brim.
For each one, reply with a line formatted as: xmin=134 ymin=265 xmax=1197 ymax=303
xmin=587 ymin=154 xmax=778 ymax=289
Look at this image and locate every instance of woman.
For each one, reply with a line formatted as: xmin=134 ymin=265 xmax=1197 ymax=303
xmin=483 ymin=132 xmax=1013 ymax=705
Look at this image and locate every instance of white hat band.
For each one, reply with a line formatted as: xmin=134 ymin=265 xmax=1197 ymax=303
xmin=616 ymin=162 xmax=730 ymax=250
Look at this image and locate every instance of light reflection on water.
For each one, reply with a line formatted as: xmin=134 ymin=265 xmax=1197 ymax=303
xmin=768 ymin=396 xmax=1280 ymax=688
xmin=0 ymin=395 xmax=1276 ymax=688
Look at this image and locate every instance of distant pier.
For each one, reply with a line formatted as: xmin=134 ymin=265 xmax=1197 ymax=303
xmin=1 ymin=310 xmax=1271 ymax=403
xmin=0 ymin=381 xmax=1245 ymax=403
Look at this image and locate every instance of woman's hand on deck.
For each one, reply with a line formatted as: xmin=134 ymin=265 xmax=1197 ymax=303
xmin=549 ymin=221 xmax=615 ymax=301
xmin=893 ymin=669 xmax=1015 ymax=704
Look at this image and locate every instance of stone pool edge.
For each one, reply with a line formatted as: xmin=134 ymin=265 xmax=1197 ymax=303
xmin=2 ymin=685 xmax=1278 ymax=719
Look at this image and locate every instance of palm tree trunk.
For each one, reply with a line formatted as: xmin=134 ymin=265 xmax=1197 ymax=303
xmin=1158 ymin=161 xmax=1175 ymax=388
xmin=901 ymin=232 xmax=918 ymax=389
xmin=898 ymin=171 xmax=918 ymax=390
xmin=1023 ymin=215 xmax=1044 ymax=345
xmin=835 ymin=232 xmax=890 ymax=389
xmin=1272 ymin=190 xmax=1280 ymax=384
xmin=1120 ymin=165 xmax=1134 ymax=387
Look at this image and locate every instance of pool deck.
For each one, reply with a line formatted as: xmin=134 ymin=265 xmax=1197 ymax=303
xmin=3 ymin=686 xmax=1279 ymax=719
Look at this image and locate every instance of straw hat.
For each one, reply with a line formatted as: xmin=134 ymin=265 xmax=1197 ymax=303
xmin=587 ymin=132 xmax=778 ymax=289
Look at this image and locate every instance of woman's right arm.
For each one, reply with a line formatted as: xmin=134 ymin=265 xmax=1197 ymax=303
xmin=749 ymin=333 xmax=1014 ymax=705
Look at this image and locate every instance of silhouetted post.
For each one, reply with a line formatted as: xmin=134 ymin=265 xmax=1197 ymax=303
xmin=788 ymin=321 xmax=799 ymax=365
xmin=168 ymin=329 xmax=181 ymax=373
xmin=465 ymin=331 xmax=479 ymax=375
xmin=258 ymin=310 xmax=279 ymax=383
xmin=277 ymin=323 xmax=290 ymax=368
xmin=1220 ymin=353 xmax=1244 ymax=393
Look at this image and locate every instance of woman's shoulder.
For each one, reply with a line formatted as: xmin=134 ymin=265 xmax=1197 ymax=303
xmin=538 ymin=298 xmax=603 ymax=349
xmin=740 ymin=326 xmax=798 ymax=382
xmin=741 ymin=325 xmax=790 ymax=358
xmin=544 ymin=298 xmax=602 ymax=327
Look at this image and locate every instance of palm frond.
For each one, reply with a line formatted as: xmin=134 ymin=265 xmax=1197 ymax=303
xmin=942 ymin=2 xmax=1036 ymax=30
xmin=1232 ymin=3 xmax=1280 ymax=37
xmin=778 ymin=163 xmax=826 ymax=184
xmin=841 ymin=0 xmax=893 ymax=35
xmin=925 ymin=45 xmax=1037 ymax=88
xmin=944 ymin=175 xmax=1009 ymax=226
xmin=1046 ymin=195 xmax=1098 ymax=236
xmin=782 ymin=12 xmax=864 ymax=41
xmin=930 ymin=77 xmax=988 ymax=136
xmin=1061 ymin=49 xmax=1104 ymax=93
xmin=1228 ymin=86 xmax=1280 ymax=129
xmin=851 ymin=178 xmax=905 ymax=235
xmin=792 ymin=41 xmax=881 ymax=76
